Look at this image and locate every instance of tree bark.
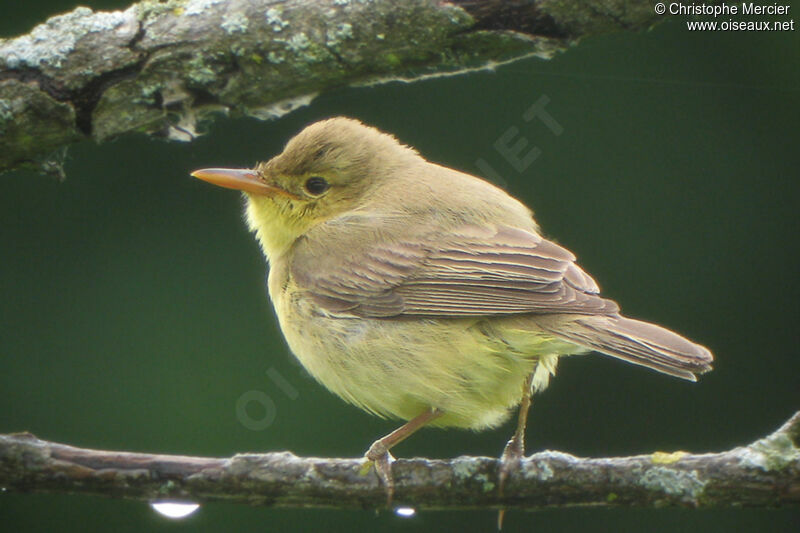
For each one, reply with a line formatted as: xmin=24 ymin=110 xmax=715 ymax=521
xmin=0 ymin=0 xmax=661 ymax=176
xmin=1 ymin=411 xmax=798 ymax=510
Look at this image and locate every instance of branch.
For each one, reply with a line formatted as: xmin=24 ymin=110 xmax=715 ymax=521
xmin=2 ymin=411 xmax=798 ymax=510
xmin=0 ymin=0 xmax=661 ymax=176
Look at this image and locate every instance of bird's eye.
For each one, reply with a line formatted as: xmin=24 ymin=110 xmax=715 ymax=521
xmin=304 ymin=176 xmax=330 ymax=196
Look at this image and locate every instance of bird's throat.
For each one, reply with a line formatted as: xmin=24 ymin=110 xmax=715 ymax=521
xmin=244 ymin=194 xmax=309 ymax=262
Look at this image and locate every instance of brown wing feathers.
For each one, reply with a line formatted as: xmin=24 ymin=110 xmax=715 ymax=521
xmin=538 ymin=315 xmax=713 ymax=381
xmin=292 ymin=222 xmax=712 ymax=380
xmin=294 ymin=224 xmax=617 ymax=318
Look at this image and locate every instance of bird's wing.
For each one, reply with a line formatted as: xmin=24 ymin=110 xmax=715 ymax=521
xmin=290 ymin=222 xmax=618 ymax=318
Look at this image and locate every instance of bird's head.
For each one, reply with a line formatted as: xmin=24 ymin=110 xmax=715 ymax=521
xmin=191 ymin=117 xmax=420 ymax=260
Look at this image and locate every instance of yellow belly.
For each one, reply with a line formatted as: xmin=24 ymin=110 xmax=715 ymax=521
xmin=272 ymin=283 xmax=586 ymax=429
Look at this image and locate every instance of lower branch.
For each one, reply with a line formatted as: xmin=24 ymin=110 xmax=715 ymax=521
xmin=1 ymin=411 xmax=798 ymax=510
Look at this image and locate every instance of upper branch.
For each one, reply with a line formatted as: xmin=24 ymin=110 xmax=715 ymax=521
xmin=1 ymin=411 xmax=798 ymax=510
xmin=0 ymin=0 xmax=661 ymax=176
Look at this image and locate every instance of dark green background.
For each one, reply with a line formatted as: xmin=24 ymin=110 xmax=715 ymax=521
xmin=2 ymin=2 xmax=799 ymax=531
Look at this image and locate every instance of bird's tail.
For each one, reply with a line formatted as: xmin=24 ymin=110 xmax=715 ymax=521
xmin=540 ymin=315 xmax=713 ymax=381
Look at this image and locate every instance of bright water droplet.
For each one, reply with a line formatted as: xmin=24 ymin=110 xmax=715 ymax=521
xmin=394 ymin=506 xmax=416 ymax=518
xmin=150 ymin=501 xmax=200 ymax=519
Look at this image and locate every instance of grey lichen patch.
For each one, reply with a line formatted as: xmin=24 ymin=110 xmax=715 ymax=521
xmin=0 ymin=99 xmax=14 ymax=127
xmin=274 ymin=32 xmax=333 ymax=67
xmin=474 ymin=473 xmax=495 ymax=493
xmin=184 ymin=0 xmax=224 ymax=16
xmin=639 ymin=467 xmax=706 ymax=502
xmin=221 ymin=12 xmax=249 ymax=35
xmin=521 ymin=458 xmax=555 ymax=481
xmin=740 ymin=432 xmax=800 ymax=472
xmin=265 ymin=8 xmax=289 ymax=32
xmin=326 ymin=23 xmax=354 ymax=48
xmin=449 ymin=459 xmax=497 ymax=493
xmin=0 ymin=6 xmax=129 ymax=69
xmin=80 ymin=9 xmax=130 ymax=32
xmin=532 ymin=450 xmax=576 ymax=462
xmin=267 ymin=51 xmax=286 ymax=64
xmin=451 ymin=458 xmax=481 ymax=480
xmin=131 ymin=83 xmax=162 ymax=105
xmin=286 ymin=33 xmax=311 ymax=53
xmin=135 ymin=0 xmax=187 ymax=22
xmin=186 ymin=55 xmax=218 ymax=85
xmin=228 ymin=451 xmax=308 ymax=483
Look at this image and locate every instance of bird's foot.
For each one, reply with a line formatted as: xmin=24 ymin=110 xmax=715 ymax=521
xmin=362 ymin=441 xmax=395 ymax=506
xmin=498 ymin=434 xmax=524 ymax=494
xmin=497 ymin=435 xmax=525 ymax=530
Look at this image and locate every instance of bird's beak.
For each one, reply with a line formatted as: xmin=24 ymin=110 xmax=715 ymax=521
xmin=191 ymin=168 xmax=288 ymax=196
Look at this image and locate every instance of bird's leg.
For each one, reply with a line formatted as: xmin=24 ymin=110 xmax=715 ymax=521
xmin=500 ymin=372 xmax=535 ymax=482
xmin=364 ymin=407 xmax=443 ymax=505
xmin=497 ymin=371 xmax=536 ymax=529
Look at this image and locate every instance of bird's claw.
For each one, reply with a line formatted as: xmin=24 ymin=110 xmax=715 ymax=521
xmin=497 ymin=435 xmax=524 ymax=530
xmin=362 ymin=444 xmax=395 ymax=506
xmin=498 ymin=434 xmax=524 ymax=494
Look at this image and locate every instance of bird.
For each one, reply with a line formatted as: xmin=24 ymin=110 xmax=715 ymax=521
xmin=191 ymin=116 xmax=713 ymax=510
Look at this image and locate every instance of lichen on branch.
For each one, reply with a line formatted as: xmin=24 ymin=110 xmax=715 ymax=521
xmin=0 ymin=411 xmax=798 ymax=510
xmin=0 ymin=0 xmax=660 ymax=175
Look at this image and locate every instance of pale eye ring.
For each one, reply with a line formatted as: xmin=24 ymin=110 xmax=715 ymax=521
xmin=304 ymin=176 xmax=330 ymax=196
